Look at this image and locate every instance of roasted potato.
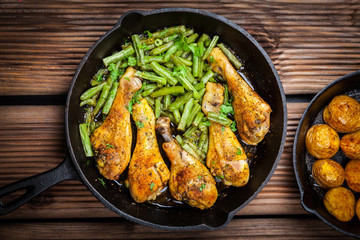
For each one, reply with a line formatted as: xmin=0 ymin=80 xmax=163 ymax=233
xmin=305 ymin=124 xmax=340 ymax=159
xmin=356 ymin=198 xmax=360 ymax=221
xmin=323 ymin=95 xmax=360 ymax=133
xmin=323 ymin=187 xmax=356 ymax=222
xmin=312 ymin=159 xmax=345 ymax=189
xmin=340 ymin=130 xmax=360 ymax=160
xmin=345 ymin=160 xmax=360 ymax=192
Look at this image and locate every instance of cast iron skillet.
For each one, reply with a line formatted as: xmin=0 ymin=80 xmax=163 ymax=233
xmin=293 ymin=70 xmax=360 ymax=238
xmin=0 ymin=8 xmax=287 ymax=230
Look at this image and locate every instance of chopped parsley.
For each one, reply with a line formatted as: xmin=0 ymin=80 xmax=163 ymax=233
xmin=172 ymin=66 xmax=187 ymax=78
xmin=150 ymin=182 xmax=155 ymax=190
xmin=203 ymin=120 xmax=211 ymax=127
xmin=236 ymin=148 xmax=242 ymax=155
xmin=135 ymin=121 xmax=144 ymax=129
xmin=127 ymin=56 xmax=137 ymax=66
xmin=199 ymin=184 xmax=206 ymax=192
xmin=98 ymin=177 xmax=106 ymax=188
xmin=144 ymin=30 xmax=153 ymax=38
xmin=105 ymin=143 xmax=115 ymax=149
xmin=217 ymin=175 xmax=224 ymax=179
xmin=230 ymin=121 xmax=237 ymax=132
xmin=209 ymin=55 xmax=215 ymax=63
xmin=220 ymin=104 xmax=234 ymax=115
xmin=221 ymin=126 xmax=225 ymax=132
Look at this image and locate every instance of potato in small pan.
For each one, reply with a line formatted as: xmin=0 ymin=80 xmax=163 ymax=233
xmin=323 ymin=187 xmax=356 ymax=222
xmin=340 ymin=130 xmax=360 ymax=160
xmin=312 ymin=159 xmax=345 ymax=189
xmin=305 ymin=124 xmax=340 ymax=159
xmin=323 ymin=95 xmax=360 ymax=133
xmin=345 ymin=160 xmax=360 ymax=192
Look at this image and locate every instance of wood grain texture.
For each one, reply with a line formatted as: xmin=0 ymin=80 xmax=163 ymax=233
xmin=0 ymin=103 xmax=307 ymax=219
xmin=0 ymin=0 xmax=359 ymax=96
xmin=0 ymin=217 xmax=353 ymax=240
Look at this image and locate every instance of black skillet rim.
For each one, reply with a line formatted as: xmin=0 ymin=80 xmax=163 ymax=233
xmin=65 ymin=7 xmax=287 ymax=230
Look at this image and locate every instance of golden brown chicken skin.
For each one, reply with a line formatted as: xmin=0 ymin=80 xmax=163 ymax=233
xmin=208 ymin=47 xmax=272 ymax=145
xmin=202 ymin=82 xmax=250 ymax=187
xmin=126 ymin=98 xmax=170 ymax=203
xmin=156 ymin=117 xmax=218 ymax=210
xmin=91 ymin=67 xmax=142 ymax=180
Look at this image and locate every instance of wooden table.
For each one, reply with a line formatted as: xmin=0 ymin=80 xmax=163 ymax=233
xmin=0 ymin=1 xmax=359 ymax=239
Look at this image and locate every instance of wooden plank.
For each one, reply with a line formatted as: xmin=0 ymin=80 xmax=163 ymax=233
xmin=0 ymin=217 xmax=353 ymax=240
xmin=0 ymin=1 xmax=359 ymax=95
xmin=0 ymin=103 xmax=308 ymax=219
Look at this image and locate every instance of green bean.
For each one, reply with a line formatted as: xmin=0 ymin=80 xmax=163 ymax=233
xmin=224 ymin=85 xmax=229 ymax=104
xmin=198 ymin=60 xmax=204 ymax=78
xmin=218 ymin=43 xmax=242 ymax=69
xmin=79 ymin=123 xmax=94 ymax=157
xmin=155 ymin=96 xmax=162 ymax=118
xmin=207 ymin=111 xmax=233 ymax=126
xmin=186 ymin=103 xmax=201 ymax=128
xmin=150 ymin=86 xmax=185 ymax=98
xmin=198 ymin=120 xmax=210 ymax=132
xmin=80 ymin=82 xmax=106 ymax=101
xmin=173 ymin=109 xmax=181 ymax=124
xmin=80 ymin=99 xmax=96 ymax=107
xmin=144 ymin=56 xmax=164 ymax=64
xmin=178 ymin=98 xmax=194 ymax=131
xmin=193 ymin=112 xmax=204 ymax=127
xmin=181 ymin=51 xmax=191 ymax=59
xmin=198 ymin=33 xmax=210 ymax=44
xmin=171 ymin=55 xmax=196 ymax=84
xmin=174 ymin=50 xmax=183 ymax=57
xmin=163 ymin=94 xmax=171 ymax=110
xmin=154 ymin=39 xmax=163 ymax=47
xmin=159 ymin=110 xmax=175 ymax=123
xmin=142 ymin=87 xmax=157 ymax=97
xmin=197 ymin=41 xmax=205 ymax=57
xmin=186 ymin=33 xmax=199 ymax=44
xmin=164 ymin=44 xmax=178 ymax=62
xmin=197 ymin=88 xmax=206 ymax=101
xmin=103 ymin=46 xmax=135 ymax=67
xmin=184 ymin=28 xmax=194 ymax=37
xmin=149 ymin=61 xmax=178 ymax=85
xmin=177 ymin=56 xmax=192 ymax=66
xmin=202 ymin=35 xmax=219 ymax=61
xmin=134 ymin=71 xmax=166 ymax=85
xmin=198 ymin=127 xmax=208 ymax=151
xmin=102 ymin=82 xmax=119 ymax=115
xmin=165 ymin=62 xmax=174 ymax=69
xmin=168 ymin=91 xmax=193 ymax=112
xmin=163 ymin=34 xmax=179 ymax=43
xmin=200 ymin=69 xmax=215 ymax=84
xmin=93 ymin=84 xmax=111 ymax=116
xmin=152 ymin=25 xmax=186 ymax=39
xmin=182 ymin=142 xmax=200 ymax=159
xmin=184 ymin=139 xmax=205 ymax=160
xmin=150 ymin=41 xmax=174 ymax=56
xmin=192 ymin=55 xmax=200 ymax=77
xmin=194 ymin=82 xmax=205 ymax=91
xmin=175 ymin=135 xmax=184 ymax=146
xmin=176 ymin=75 xmax=201 ymax=99
xmin=144 ymin=96 xmax=155 ymax=106
xmin=183 ymin=125 xmax=198 ymax=139
xmin=131 ymin=34 xmax=145 ymax=66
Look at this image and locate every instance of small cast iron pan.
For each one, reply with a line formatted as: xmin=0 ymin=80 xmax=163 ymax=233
xmin=293 ymin=70 xmax=360 ymax=238
xmin=0 ymin=8 xmax=287 ymax=230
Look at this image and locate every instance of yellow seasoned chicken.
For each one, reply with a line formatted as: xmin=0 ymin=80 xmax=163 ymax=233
xmin=202 ymin=82 xmax=250 ymax=187
xmin=126 ymin=98 xmax=170 ymax=203
xmin=208 ymin=47 xmax=272 ymax=145
xmin=91 ymin=67 xmax=142 ymax=180
xmin=156 ymin=117 xmax=218 ymax=210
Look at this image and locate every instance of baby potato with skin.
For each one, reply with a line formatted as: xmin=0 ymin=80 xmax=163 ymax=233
xmin=312 ymin=159 xmax=345 ymax=189
xmin=324 ymin=187 xmax=356 ymax=222
xmin=340 ymin=130 xmax=360 ymax=160
xmin=323 ymin=95 xmax=360 ymax=133
xmin=345 ymin=160 xmax=360 ymax=192
xmin=306 ymin=124 xmax=340 ymax=159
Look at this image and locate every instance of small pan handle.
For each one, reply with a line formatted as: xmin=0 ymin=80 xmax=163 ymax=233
xmin=0 ymin=155 xmax=80 ymax=215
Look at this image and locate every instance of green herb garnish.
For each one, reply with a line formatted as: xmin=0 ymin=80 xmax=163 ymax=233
xmin=98 ymin=177 xmax=106 ymax=188
xmin=236 ymin=148 xmax=242 ymax=155
xmin=150 ymin=182 xmax=155 ymax=190
xmin=135 ymin=121 xmax=144 ymax=129
xmin=199 ymin=184 xmax=206 ymax=192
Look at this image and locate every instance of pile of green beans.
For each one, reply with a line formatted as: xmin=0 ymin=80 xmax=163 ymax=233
xmin=79 ymin=25 xmax=243 ymax=160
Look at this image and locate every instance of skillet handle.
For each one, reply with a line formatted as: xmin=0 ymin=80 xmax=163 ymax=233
xmin=0 ymin=155 xmax=80 ymax=215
